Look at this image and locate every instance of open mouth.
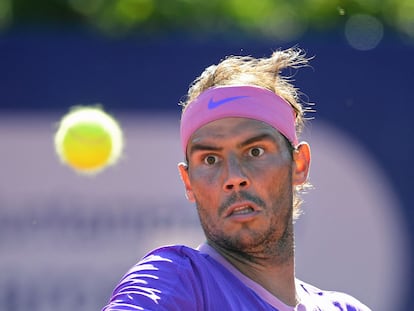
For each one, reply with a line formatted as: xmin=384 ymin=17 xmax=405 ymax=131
xmin=230 ymin=205 xmax=255 ymax=216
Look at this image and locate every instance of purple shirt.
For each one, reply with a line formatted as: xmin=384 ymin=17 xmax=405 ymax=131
xmin=102 ymin=244 xmax=371 ymax=311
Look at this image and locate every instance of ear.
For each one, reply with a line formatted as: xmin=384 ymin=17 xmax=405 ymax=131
xmin=177 ymin=162 xmax=195 ymax=202
xmin=292 ymin=142 xmax=311 ymax=186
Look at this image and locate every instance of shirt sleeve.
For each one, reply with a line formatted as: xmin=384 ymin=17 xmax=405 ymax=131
xmin=101 ymin=247 xmax=201 ymax=311
xmin=328 ymin=291 xmax=373 ymax=311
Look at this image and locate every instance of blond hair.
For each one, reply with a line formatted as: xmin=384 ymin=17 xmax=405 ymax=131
xmin=180 ymin=47 xmax=313 ymax=219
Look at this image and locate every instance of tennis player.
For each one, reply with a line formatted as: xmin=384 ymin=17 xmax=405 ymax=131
xmin=102 ymin=48 xmax=371 ymax=310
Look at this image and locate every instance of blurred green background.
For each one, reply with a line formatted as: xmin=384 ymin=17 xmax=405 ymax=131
xmin=0 ymin=0 xmax=413 ymax=44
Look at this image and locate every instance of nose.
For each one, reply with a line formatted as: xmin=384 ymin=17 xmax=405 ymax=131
xmin=223 ymin=156 xmax=250 ymax=192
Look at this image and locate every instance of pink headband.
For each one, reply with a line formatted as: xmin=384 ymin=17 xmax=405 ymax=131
xmin=180 ymin=85 xmax=298 ymax=155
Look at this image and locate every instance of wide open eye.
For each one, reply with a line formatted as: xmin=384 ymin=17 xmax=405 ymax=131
xmin=204 ymin=155 xmax=219 ymax=165
xmin=248 ymin=147 xmax=264 ymax=157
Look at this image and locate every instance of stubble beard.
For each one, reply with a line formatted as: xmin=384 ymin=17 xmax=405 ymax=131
xmin=196 ymin=189 xmax=295 ymax=265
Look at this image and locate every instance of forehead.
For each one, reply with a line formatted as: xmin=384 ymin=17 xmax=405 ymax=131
xmin=189 ymin=117 xmax=283 ymax=145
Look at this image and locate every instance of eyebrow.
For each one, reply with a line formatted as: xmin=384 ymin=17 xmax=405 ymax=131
xmin=188 ymin=143 xmax=222 ymax=156
xmin=238 ymin=133 xmax=277 ymax=148
xmin=188 ymin=133 xmax=277 ymax=156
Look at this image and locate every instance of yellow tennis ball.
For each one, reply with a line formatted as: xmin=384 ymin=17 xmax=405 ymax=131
xmin=54 ymin=106 xmax=124 ymax=175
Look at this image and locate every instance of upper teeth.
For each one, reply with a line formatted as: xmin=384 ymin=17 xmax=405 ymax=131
xmin=232 ymin=206 xmax=253 ymax=214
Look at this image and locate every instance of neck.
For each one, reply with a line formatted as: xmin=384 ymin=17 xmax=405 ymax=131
xmin=208 ymin=230 xmax=298 ymax=306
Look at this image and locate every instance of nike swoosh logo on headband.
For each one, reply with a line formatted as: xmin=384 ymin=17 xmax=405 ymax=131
xmin=208 ymin=95 xmax=249 ymax=109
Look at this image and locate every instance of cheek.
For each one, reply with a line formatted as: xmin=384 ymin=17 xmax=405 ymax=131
xmin=247 ymin=155 xmax=291 ymax=179
xmin=189 ymin=167 xmax=222 ymax=191
xmin=254 ymin=160 xmax=293 ymax=198
xmin=268 ymin=167 xmax=294 ymax=208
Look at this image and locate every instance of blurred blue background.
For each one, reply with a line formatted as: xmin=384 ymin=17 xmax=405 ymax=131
xmin=0 ymin=1 xmax=413 ymax=310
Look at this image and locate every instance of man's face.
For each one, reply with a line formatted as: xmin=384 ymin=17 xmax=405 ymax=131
xmin=179 ymin=117 xmax=309 ymax=257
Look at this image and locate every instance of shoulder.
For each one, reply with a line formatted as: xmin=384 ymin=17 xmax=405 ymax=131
xmin=127 ymin=244 xmax=212 ymax=278
xmin=103 ymin=245 xmax=206 ymax=311
xmin=122 ymin=244 xmax=208 ymax=287
xmin=297 ymin=280 xmax=372 ymax=311
xmin=135 ymin=244 xmax=202 ymax=266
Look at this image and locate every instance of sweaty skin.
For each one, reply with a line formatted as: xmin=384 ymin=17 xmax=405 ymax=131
xmin=178 ymin=117 xmax=311 ymax=306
